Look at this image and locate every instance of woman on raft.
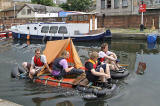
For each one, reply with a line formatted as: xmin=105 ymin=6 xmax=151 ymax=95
xmin=49 ymin=50 xmax=84 ymax=80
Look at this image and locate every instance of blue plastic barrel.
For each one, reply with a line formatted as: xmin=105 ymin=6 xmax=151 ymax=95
xmin=147 ymin=34 xmax=157 ymax=43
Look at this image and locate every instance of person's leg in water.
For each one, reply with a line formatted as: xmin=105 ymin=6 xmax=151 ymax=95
xmin=22 ymin=62 xmax=31 ymax=73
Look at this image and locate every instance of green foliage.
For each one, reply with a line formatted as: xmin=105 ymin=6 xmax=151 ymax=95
xmin=59 ymin=3 xmax=70 ymax=11
xmin=31 ymin=0 xmax=56 ymax=6
xmin=60 ymin=0 xmax=93 ymax=11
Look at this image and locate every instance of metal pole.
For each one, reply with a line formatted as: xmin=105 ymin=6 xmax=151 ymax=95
xmin=141 ymin=12 xmax=143 ymax=25
xmin=14 ymin=2 xmax=15 ymax=18
xmin=140 ymin=0 xmax=144 ymax=31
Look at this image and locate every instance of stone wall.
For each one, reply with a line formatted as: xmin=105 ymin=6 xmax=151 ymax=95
xmin=0 ymin=14 xmax=159 ymax=31
xmin=98 ymin=14 xmax=159 ymax=29
xmin=0 ymin=17 xmax=63 ymax=31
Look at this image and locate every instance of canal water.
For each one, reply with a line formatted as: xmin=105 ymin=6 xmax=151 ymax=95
xmin=0 ymin=38 xmax=160 ymax=106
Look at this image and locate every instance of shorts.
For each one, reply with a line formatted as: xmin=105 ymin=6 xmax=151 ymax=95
xmin=86 ymin=74 xmax=99 ymax=82
xmin=96 ymin=64 xmax=106 ymax=72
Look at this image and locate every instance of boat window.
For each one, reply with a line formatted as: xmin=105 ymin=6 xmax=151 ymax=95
xmin=27 ymin=27 xmax=30 ymax=30
xmin=73 ymin=15 xmax=78 ymax=21
xmin=58 ymin=26 xmax=68 ymax=34
xmin=34 ymin=27 xmax=37 ymax=30
xmin=49 ymin=26 xmax=58 ymax=34
xmin=68 ymin=16 xmax=73 ymax=21
xmin=41 ymin=26 xmax=49 ymax=33
xmin=84 ymin=15 xmax=89 ymax=21
xmin=78 ymin=15 xmax=84 ymax=21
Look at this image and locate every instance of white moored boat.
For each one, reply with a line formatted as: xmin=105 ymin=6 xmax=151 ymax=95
xmin=11 ymin=13 xmax=111 ymax=41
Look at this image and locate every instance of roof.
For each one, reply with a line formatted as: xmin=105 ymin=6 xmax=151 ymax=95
xmin=1 ymin=5 xmax=23 ymax=12
xmin=25 ymin=3 xmax=63 ymax=13
xmin=1 ymin=3 xmax=63 ymax=13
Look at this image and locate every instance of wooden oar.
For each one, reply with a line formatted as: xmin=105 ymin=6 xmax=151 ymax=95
xmin=119 ymin=64 xmax=129 ymax=67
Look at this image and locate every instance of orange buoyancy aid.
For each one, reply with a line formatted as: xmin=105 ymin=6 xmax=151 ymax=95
xmin=34 ymin=56 xmax=44 ymax=67
xmin=88 ymin=59 xmax=97 ymax=69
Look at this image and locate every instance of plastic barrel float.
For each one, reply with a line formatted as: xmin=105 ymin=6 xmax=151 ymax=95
xmin=147 ymin=34 xmax=157 ymax=43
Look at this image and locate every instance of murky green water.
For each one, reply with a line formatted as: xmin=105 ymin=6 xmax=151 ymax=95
xmin=0 ymin=38 xmax=160 ymax=106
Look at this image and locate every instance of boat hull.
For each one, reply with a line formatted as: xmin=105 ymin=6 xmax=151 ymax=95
xmin=12 ymin=31 xmax=111 ymax=41
xmin=0 ymin=31 xmax=12 ymax=39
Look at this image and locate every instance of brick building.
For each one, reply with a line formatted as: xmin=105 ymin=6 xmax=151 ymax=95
xmin=96 ymin=0 xmax=160 ymax=29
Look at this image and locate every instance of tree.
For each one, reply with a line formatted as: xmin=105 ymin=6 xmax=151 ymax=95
xmin=31 ymin=0 xmax=56 ymax=6
xmin=60 ymin=0 xmax=93 ymax=12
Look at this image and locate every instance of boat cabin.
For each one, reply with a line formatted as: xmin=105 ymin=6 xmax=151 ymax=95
xmin=66 ymin=13 xmax=97 ymax=31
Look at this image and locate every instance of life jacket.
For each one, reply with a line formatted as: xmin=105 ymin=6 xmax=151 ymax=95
xmin=85 ymin=59 xmax=97 ymax=71
xmin=98 ymin=57 xmax=105 ymax=62
xmin=52 ymin=57 xmax=64 ymax=72
xmin=34 ymin=56 xmax=44 ymax=67
xmin=85 ymin=59 xmax=99 ymax=82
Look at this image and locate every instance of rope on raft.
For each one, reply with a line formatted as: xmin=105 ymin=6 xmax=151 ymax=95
xmin=37 ymin=76 xmax=74 ymax=85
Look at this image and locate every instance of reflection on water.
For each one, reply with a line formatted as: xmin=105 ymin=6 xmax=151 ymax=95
xmin=32 ymin=95 xmax=66 ymax=106
xmin=0 ymin=38 xmax=160 ymax=106
xmin=56 ymin=100 xmax=74 ymax=106
xmin=85 ymin=100 xmax=108 ymax=106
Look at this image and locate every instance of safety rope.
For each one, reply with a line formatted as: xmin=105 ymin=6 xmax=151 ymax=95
xmin=44 ymin=77 xmax=51 ymax=85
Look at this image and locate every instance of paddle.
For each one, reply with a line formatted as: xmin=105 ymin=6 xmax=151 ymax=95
xmin=136 ymin=50 xmax=146 ymax=75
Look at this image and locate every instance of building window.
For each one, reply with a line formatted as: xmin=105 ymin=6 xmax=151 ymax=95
xmin=114 ymin=0 xmax=119 ymax=8
xmin=122 ymin=0 xmax=128 ymax=8
xmin=101 ymin=0 xmax=105 ymax=9
xmin=27 ymin=9 xmax=31 ymax=15
xmin=58 ymin=26 xmax=68 ymax=34
xmin=49 ymin=26 xmax=58 ymax=34
xmin=107 ymin=0 xmax=111 ymax=8
xmin=41 ymin=26 xmax=49 ymax=33
xmin=155 ymin=0 xmax=160 ymax=3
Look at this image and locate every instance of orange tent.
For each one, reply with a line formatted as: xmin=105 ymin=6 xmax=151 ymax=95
xmin=38 ymin=38 xmax=83 ymax=76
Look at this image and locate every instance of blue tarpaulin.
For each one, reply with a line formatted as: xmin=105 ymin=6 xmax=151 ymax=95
xmin=58 ymin=11 xmax=74 ymax=17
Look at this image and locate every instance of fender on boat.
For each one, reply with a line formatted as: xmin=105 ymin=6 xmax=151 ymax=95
xmin=110 ymin=69 xmax=129 ymax=79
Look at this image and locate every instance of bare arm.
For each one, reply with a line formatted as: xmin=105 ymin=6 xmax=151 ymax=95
xmin=44 ymin=63 xmax=52 ymax=73
xmin=64 ymin=67 xmax=74 ymax=72
xmin=109 ymin=52 xmax=117 ymax=60
xmin=91 ymin=69 xmax=106 ymax=77
xmin=105 ymin=55 xmax=116 ymax=61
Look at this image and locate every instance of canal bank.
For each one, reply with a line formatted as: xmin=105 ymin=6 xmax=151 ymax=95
xmin=110 ymin=28 xmax=159 ymax=40
xmin=0 ymin=99 xmax=22 ymax=106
